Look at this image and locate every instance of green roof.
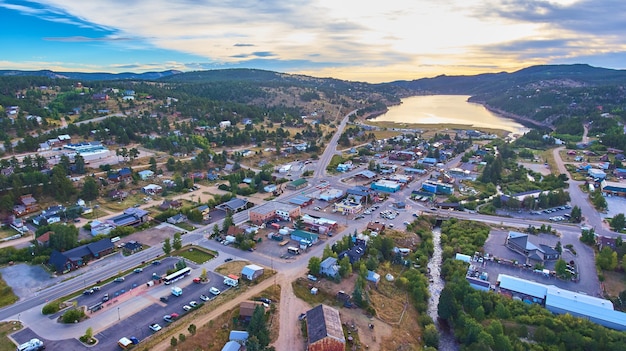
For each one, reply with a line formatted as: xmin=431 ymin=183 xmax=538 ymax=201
xmin=289 ymin=178 xmax=308 ymax=187
xmin=291 ymin=229 xmax=318 ymax=241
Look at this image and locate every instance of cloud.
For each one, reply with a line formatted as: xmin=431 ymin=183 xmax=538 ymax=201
xmin=233 ymin=43 xmax=255 ymax=47
xmin=43 ymin=35 xmax=132 ymax=42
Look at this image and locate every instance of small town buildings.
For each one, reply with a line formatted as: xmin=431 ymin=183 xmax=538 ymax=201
xmin=239 ymin=301 xmax=265 ymax=322
xmin=217 ymin=198 xmax=249 ymax=213
xmin=588 ymin=168 xmax=607 ymax=180
xmin=107 ymin=167 xmax=132 ymax=183
xmin=366 ymin=222 xmax=385 ymax=233
xmin=49 ymin=238 xmax=114 ymax=274
xmin=263 ymin=184 xmax=277 ymax=193
xmin=194 ymin=204 xmax=211 ymax=220
xmin=286 ymin=178 xmax=308 ymax=190
xmin=90 ymin=220 xmax=116 ymax=236
xmin=505 ymin=231 xmax=560 ymax=263
xmin=291 ymin=229 xmax=319 ymax=246
xmin=221 ymin=341 xmax=243 ymax=351
xmin=241 ymin=264 xmax=264 ymax=281
xmin=137 ymin=170 xmax=155 ymax=180
xmin=13 ymin=194 xmax=39 ymax=217
xmin=249 ymin=201 xmax=301 ymax=225
xmin=142 ymin=184 xmax=163 ymax=195
xmin=167 ymin=214 xmax=187 ymax=224
xmin=301 ymin=214 xmax=338 ymax=233
xmin=339 ymin=239 xmax=367 ymax=264
xmin=219 ymin=120 xmax=232 ymax=128
xmin=228 ymin=330 xmax=249 ymax=343
xmin=289 ymin=195 xmax=314 ymax=207
xmin=319 ymin=188 xmax=344 ymax=201
xmin=306 ymin=304 xmax=346 ymax=351
xmin=107 ymin=208 xmax=149 ymax=227
xmin=601 ymin=180 xmax=626 ymax=197
xmin=320 ymin=257 xmax=339 ymax=277
xmin=370 ymin=180 xmax=401 ymax=193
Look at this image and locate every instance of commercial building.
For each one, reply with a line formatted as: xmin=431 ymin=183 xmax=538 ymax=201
xmin=107 ymin=208 xmax=149 ymax=227
xmin=249 ymin=201 xmax=301 ymax=224
xmin=217 ymin=198 xmax=249 ymax=213
xmin=505 ymin=231 xmax=560 ymax=263
xmin=306 ymin=304 xmax=346 ymax=351
xmin=49 ymin=238 xmax=114 ymax=274
xmin=370 ymin=180 xmax=401 ymax=193
xmin=496 ymin=274 xmax=626 ymax=331
xmin=62 ymin=141 xmax=111 ymax=162
xmin=601 ymin=180 xmax=626 ymax=197
xmin=291 ymin=229 xmax=319 ymax=246
xmin=286 ymin=178 xmax=308 ymax=190
xmin=302 ymin=214 xmax=338 ymax=233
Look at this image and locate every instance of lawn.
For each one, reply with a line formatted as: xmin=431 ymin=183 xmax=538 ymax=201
xmin=0 ymin=227 xmax=19 ymax=240
xmin=174 ymin=222 xmax=196 ymax=232
xmin=291 ymin=278 xmax=337 ymax=307
xmin=602 ymin=270 xmax=626 ymax=297
xmin=0 ymin=321 xmax=23 ymax=351
xmin=175 ymin=246 xmax=216 ymax=264
xmin=0 ymin=274 xmax=18 ymax=308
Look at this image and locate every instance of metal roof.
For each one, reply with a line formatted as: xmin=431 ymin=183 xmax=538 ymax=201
xmin=497 ymin=274 xmax=547 ymax=299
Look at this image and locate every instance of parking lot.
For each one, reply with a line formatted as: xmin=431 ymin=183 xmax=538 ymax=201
xmin=12 ymin=256 xmax=232 ymax=350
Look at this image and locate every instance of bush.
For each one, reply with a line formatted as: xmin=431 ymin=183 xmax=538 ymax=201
xmin=42 ymin=302 xmax=60 ymax=315
xmin=61 ymin=308 xmax=85 ymax=323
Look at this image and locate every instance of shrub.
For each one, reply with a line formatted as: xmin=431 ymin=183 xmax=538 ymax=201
xmin=42 ymin=302 xmax=60 ymax=315
xmin=61 ymin=308 xmax=85 ymax=323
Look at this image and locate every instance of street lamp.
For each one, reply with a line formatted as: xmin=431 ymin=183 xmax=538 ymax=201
xmin=117 ymin=307 xmax=120 ymax=320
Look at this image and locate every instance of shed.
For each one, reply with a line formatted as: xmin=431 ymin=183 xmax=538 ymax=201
xmin=306 ymin=304 xmax=346 ymax=351
xmin=228 ymin=330 xmax=249 ymax=343
xmin=455 ymin=253 xmax=472 ymax=263
xmin=366 ymin=270 xmax=380 ymax=284
xmin=241 ymin=264 xmax=264 ymax=281
xmin=221 ymin=341 xmax=243 ymax=351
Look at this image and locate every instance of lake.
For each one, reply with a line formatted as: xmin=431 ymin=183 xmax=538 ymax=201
xmin=371 ymin=95 xmax=529 ymax=135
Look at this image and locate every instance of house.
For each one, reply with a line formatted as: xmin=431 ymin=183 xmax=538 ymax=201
xmin=167 ymin=214 xmax=187 ymax=224
xmin=219 ymin=120 xmax=232 ymax=128
xmin=366 ymin=222 xmax=385 ymax=233
xmin=264 ymin=184 xmax=277 ymax=193
xmin=306 ymin=304 xmax=346 ymax=351
xmin=108 ymin=189 xmax=129 ymax=200
xmin=366 ymin=270 xmax=381 ymax=284
xmin=588 ymin=168 xmax=607 ymax=180
xmin=90 ymin=220 xmax=116 ymax=236
xmin=107 ymin=208 xmax=149 ymax=227
xmin=505 ymin=231 xmax=560 ymax=263
xmin=241 ymin=264 xmax=264 ymax=281
xmin=217 ymin=198 xmax=249 ymax=213
xmin=194 ymin=205 xmax=211 ymax=220
xmin=339 ymin=239 xmax=367 ymax=264
xmin=137 ymin=170 xmax=154 ymax=180
xmin=36 ymin=231 xmax=53 ymax=247
xmin=48 ymin=238 xmax=114 ymax=274
xmin=159 ymin=200 xmax=182 ymax=211
xmin=13 ymin=194 xmax=39 ymax=217
xmin=289 ymin=195 xmax=314 ymax=207
xmin=142 ymin=184 xmax=163 ymax=195
xmin=239 ymin=301 xmax=265 ymax=322
xmin=320 ymin=257 xmax=339 ymax=277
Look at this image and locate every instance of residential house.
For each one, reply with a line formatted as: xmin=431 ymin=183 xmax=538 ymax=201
xmin=320 ymin=257 xmax=339 ymax=277
xmin=142 ymin=184 xmax=163 ymax=195
xmin=229 ymin=330 xmax=249 ymax=343
xmin=167 ymin=214 xmax=187 ymax=224
xmin=239 ymin=301 xmax=265 ymax=322
xmin=221 ymin=341 xmax=243 ymax=351
xmin=108 ymin=189 xmax=129 ymax=200
xmin=36 ymin=231 xmax=53 ymax=247
xmin=194 ymin=205 xmax=211 ymax=220
xmin=13 ymin=194 xmax=39 ymax=217
xmin=306 ymin=304 xmax=346 ymax=351
xmin=107 ymin=208 xmax=149 ymax=227
xmin=137 ymin=170 xmax=155 ymax=180
xmin=339 ymin=239 xmax=367 ymax=264
xmin=159 ymin=200 xmax=182 ymax=211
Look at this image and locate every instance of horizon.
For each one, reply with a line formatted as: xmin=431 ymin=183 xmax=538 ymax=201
xmin=2 ymin=1 xmax=626 ymax=83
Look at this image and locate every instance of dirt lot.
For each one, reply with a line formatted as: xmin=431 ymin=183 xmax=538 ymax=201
xmin=122 ymin=224 xmax=182 ymax=247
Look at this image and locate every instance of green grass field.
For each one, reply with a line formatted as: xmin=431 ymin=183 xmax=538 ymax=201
xmin=176 ymin=247 xmax=216 ymax=264
xmin=0 ymin=321 xmax=22 ymax=351
xmin=0 ymin=274 xmax=18 ymax=309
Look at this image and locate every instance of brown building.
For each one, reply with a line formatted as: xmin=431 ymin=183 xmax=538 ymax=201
xmin=249 ymin=201 xmax=301 ymax=225
xmin=13 ymin=194 xmax=39 ymax=217
xmin=239 ymin=300 xmax=265 ymax=322
xmin=306 ymin=304 xmax=345 ymax=351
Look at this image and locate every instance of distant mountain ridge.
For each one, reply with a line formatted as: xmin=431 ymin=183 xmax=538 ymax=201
xmin=388 ymin=64 xmax=626 ymax=95
xmin=0 ymin=69 xmax=183 ymax=81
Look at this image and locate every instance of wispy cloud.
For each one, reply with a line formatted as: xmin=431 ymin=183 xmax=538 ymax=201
xmin=2 ymin=0 xmax=625 ymax=81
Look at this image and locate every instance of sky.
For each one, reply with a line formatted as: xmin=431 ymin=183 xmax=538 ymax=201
xmin=1 ymin=0 xmax=625 ymax=83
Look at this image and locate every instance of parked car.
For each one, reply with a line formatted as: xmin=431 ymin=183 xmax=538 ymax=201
xmin=114 ymin=277 xmax=125 ymax=282
xmin=209 ymin=287 xmax=221 ymax=295
xmin=134 ymin=268 xmax=143 ymax=273
xmin=83 ymin=289 xmax=94 ymax=295
xmin=224 ymin=257 xmax=233 ymax=262
xmin=149 ymin=323 xmax=162 ymax=332
xmin=258 ymin=298 xmax=272 ymax=304
xmin=189 ymin=301 xmax=198 ymax=308
xmin=200 ymin=294 xmax=210 ymax=301
xmin=160 ymin=296 xmax=169 ymax=303
xmin=102 ymin=294 xmax=109 ymax=302
xmin=163 ymin=315 xmax=173 ymax=323
xmin=152 ymin=260 xmax=161 ymax=265
xmin=182 ymin=305 xmax=192 ymax=311
xmin=307 ymin=274 xmax=318 ymax=282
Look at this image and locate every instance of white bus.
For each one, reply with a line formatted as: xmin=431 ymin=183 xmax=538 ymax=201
xmin=163 ymin=267 xmax=191 ymax=285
